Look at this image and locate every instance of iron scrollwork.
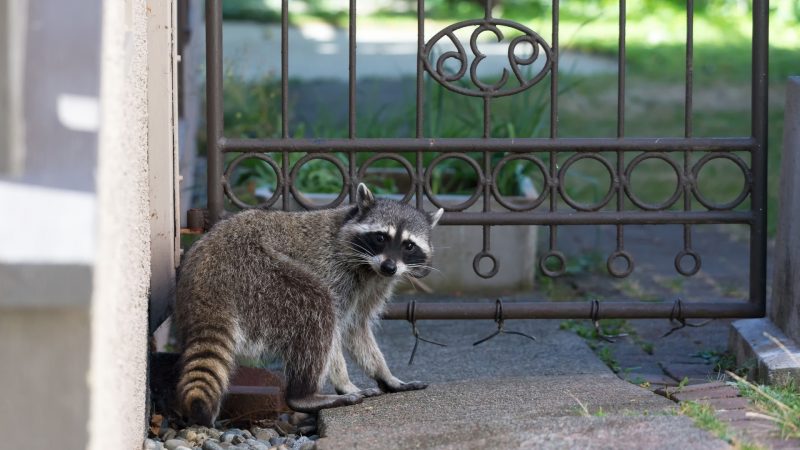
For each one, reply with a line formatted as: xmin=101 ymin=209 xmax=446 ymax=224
xmin=421 ymin=17 xmax=553 ymax=97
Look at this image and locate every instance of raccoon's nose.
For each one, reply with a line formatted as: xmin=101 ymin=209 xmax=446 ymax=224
xmin=380 ymin=259 xmax=397 ymax=276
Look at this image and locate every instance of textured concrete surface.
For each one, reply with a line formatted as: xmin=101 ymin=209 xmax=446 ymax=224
xmin=319 ymin=415 xmax=728 ymax=450
xmin=318 ymin=317 xmax=728 ymax=449
xmin=88 ymin=1 xmax=152 ymax=449
xmin=729 ymin=318 xmax=800 ymax=386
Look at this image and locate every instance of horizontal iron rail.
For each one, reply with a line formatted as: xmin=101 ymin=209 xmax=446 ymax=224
xmin=220 ymin=137 xmax=756 ymax=153
xmin=382 ymin=301 xmax=761 ymax=320
xmin=440 ymin=211 xmax=752 ymax=226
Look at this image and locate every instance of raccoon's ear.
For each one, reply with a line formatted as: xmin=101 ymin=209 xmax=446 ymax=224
xmin=429 ymin=208 xmax=444 ymax=227
xmin=356 ymin=183 xmax=375 ymax=211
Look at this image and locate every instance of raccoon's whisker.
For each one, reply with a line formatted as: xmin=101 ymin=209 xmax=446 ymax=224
xmin=405 ymin=264 xmax=441 ymax=273
xmin=349 ymin=242 xmax=375 ymax=257
xmin=402 ymin=274 xmax=420 ymax=292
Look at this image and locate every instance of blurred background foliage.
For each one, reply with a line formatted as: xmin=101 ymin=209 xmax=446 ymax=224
xmin=212 ymin=0 xmax=797 ymax=233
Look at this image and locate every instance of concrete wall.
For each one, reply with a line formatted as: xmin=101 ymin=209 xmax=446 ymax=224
xmin=729 ymin=77 xmax=800 ymax=386
xmin=0 ymin=1 xmax=101 ymax=448
xmin=770 ymin=76 xmax=800 ymax=344
xmin=0 ymin=1 xmax=177 ymax=449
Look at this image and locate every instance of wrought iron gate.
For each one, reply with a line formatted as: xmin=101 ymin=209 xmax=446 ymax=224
xmin=198 ymin=0 xmax=769 ymax=322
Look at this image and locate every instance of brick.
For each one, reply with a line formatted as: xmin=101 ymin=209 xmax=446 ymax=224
xmin=220 ymin=385 xmax=286 ymax=425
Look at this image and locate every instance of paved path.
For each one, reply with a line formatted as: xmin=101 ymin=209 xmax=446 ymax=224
xmin=222 ymin=22 xmax=617 ymax=82
xmin=317 ymin=316 xmax=729 ymax=449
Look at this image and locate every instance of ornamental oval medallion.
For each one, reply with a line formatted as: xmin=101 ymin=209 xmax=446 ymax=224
xmin=422 ymin=18 xmax=553 ymax=98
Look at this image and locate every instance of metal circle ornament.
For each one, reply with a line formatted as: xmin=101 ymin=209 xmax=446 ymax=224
xmin=690 ymin=152 xmax=751 ymax=211
xmin=357 ymin=153 xmax=417 ymax=204
xmin=422 ymin=18 xmax=552 ymax=97
xmin=423 ymin=153 xmax=485 ymax=211
xmin=624 ymin=152 xmax=683 ymax=211
xmin=289 ymin=153 xmax=350 ymax=210
xmin=539 ymin=250 xmax=567 ymax=278
xmin=491 ymin=154 xmax=550 ymax=211
xmin=473 ymin=251 xmax=499 ymax=279
xmin=222 ymin=153 xmax=283 ymax=209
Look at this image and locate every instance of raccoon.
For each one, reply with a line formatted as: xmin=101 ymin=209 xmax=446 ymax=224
xmin=174 ymin=183 xmax=443 ymax=426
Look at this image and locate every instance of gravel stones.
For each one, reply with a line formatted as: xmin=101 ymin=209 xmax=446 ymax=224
xmin=202 ymin=441 xmax=224 ymax=450
xmin=164 ymin=438 xmax=190 ymax=450
xmin=145 ymin=421 xmax=317 ymax=450
xmin=252 ymin=427 xmax=279 ymax=441
xmin=144 ymin=438 xmax=164 ymax=450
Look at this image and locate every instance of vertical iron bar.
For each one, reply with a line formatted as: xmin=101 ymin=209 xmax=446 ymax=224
xmin=617 ymin=0 xmax=626 ymax=137
xmin=750 ymin=0 xmax=768 ymax=314
xmin=281 ymin=0 xmax=290 ymax=210
xmin=205 ymin=0 xmax=224 ymax=225
xmin=685 ymin=0 xmax=694 ymax=139
xmin=547 ymin=0 xmax=559 ymax=266
xmin=549 ymin=0 xmax=559 ymax=139
xmin=615 ymin=0 xmax=626 ymax=259
xmin=683 ymin=0 xmax=694 ymax=263
xmin=416 ymin=0 xmax=425 ymax=209
xmin=349 ymin=0 xmax=357 ymax=201
xmin=281 ymin=0 xmax=289 ymax=139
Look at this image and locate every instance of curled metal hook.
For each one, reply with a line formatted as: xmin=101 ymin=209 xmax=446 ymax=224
xmin=590 ymin=299 xmax=627 ymax=343
xmin=661 ymin=298 xmax=713 ymax=338
xmin=473 ymin=299 xmax=536 ymax=346
xmin=406 ymin=300 xmax=447 ymax=365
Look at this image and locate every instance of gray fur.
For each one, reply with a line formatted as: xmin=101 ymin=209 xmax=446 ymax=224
xmin=174 ymin=184 xmax=441 ymax=425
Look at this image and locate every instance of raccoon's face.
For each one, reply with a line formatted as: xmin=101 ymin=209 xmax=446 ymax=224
xmin=342 ymin=184 xmax=443 ymax=279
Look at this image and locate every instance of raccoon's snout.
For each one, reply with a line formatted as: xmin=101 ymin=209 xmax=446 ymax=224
xmin=380 ymin=259 xmax=397 ymax=276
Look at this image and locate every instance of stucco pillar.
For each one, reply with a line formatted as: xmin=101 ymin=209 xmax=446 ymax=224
xmin=729 ymin=77 xmax=800 ymax=386
xmin=87 ymin=0 xmax=152 ymax=448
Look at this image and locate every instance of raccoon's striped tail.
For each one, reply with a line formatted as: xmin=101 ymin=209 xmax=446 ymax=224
xmin=176 ymin=324 xmax=237 ymax=426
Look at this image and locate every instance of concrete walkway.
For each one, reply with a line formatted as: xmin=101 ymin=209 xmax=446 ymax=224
xmin=222 ymin=22 xmax=617 ymax=82
xmin=317 ymin=312 xmax=729 ymax=449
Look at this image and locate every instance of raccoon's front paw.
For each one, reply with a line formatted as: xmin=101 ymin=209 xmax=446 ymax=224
xmin=376 ymin=377 xmax=428 ymax=393
xmin=359 ymin=387 xmax=384 ymax=397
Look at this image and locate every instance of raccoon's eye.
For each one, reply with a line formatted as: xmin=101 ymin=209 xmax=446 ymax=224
xmin=404 ymin=241 xmax=416 ymax=251
xmin=375 ymin=233 xmax=386 ymax=243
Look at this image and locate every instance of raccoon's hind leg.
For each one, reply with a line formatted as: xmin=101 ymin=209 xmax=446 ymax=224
xmin=271 ymin=267 xmax=364 ymax=413
xmin=283 ymin=334 xmax=364 ymax=413
xmin=176 ymin=321 xmax=237 ymax=426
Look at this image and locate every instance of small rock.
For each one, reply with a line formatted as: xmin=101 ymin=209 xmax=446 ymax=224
xmin=292 ymin=436 xmax=314 ymax=450
xmin=288 ymin=413 xmax=309 ymax=426
xmin=276 ymin=445 xmax=290 ymax=450
xmin=206 ymin=428 xmax=222 ymax=440
xmin=163 ymin=429 xmax=178 ymax=441
xmin=283 ymin=437 xmax=295 ymax=448
xmin=221 ymin=431 xmax=246 ymax=445
xmin=241 ymin=430 xmax=253 ymax=439
xmin=251 ymin=427 xmax=279 ymax=442
xmin=278 ymin=413 xmax=291 ymax=423
xmin=175 ymin=446 xmax=193 ymax=450
xmin=143 ymin=438 xmax=164 ymax=450
xmin=269 ymin=437 xmax=285 ymax=446
xmin=274 ymin=421 xmax=294 ymax=436
xmin=202 ymin=440 xmax=224 ymax=450
xmin=165 ymin=439 xmax=191 ymax=450
xmin=307 ymin=436 xmax=319 ymax=441
xmin=179 ymin=430 xmax=197 ymax=441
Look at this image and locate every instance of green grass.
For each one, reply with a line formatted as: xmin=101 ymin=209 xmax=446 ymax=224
xmin=679 ymin=401 xmax=764 ymax=449
xmin=729 ymin=372 xmax=800 ymax=440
